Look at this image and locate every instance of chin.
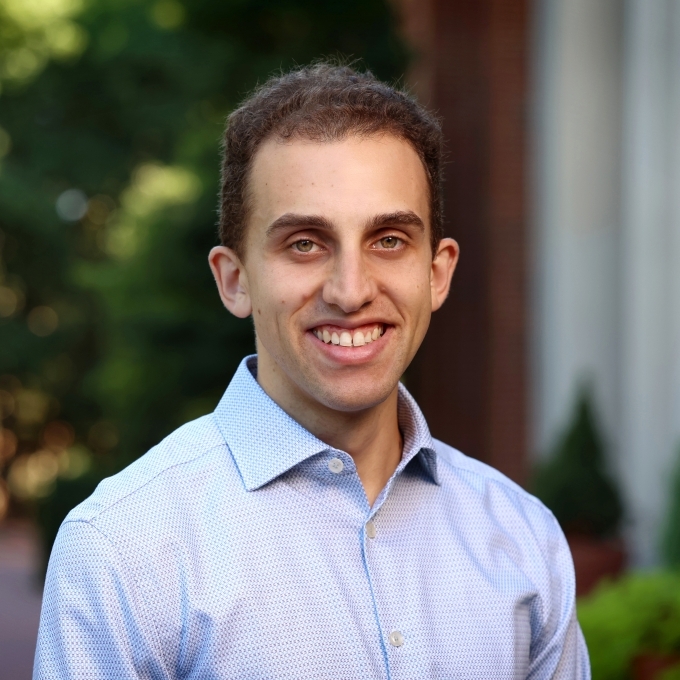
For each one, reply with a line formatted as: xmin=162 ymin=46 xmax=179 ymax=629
xmin=302 ymin=373 xmax=399 ymax=413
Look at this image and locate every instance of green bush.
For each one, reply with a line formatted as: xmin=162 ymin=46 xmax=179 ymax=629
xmin=662 ymin=663 xmax=680 ymax=680
xmin=578 ymin=572 xmax=680 ymax=679
xmin=662 ymin=446 xmax=680 ymax=568
xmin=533 ymin=389 xmax=623 ymax=537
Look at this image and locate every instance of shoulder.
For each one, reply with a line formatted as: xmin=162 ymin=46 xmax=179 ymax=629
xmin=433 ymin=438 xmax=564 ymax=542
xmin=432 ymin=439 xmax=575 ymax=609
xmin=434 ymin=437 xmax=551 ymax=511
xmin=45 ymin=415 xmax=241 ymax=654
xmin=65 ymin=414 xmax=234 ymax=528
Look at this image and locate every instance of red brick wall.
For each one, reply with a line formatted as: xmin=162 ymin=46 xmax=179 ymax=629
xmin=394 ymin=0 xmax=529 ymax=484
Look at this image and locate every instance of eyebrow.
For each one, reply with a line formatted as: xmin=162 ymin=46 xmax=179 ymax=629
xmin=265 ymin=210 xmax=425 ymax=237
xmin=265 ymin=213 xmax=334 ymax=236
xmin=366 ymin=210 xmax=425 ymax=232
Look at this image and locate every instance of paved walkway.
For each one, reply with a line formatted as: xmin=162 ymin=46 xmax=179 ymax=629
xmin=0 ymin=521 xmax=43 ymax=680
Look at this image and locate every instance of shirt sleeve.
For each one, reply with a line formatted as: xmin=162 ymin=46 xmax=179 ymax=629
xmin=34 ymin=520 xmax=169 ymax=680
xmin=528 ymin=514 xmax=591 ymax=680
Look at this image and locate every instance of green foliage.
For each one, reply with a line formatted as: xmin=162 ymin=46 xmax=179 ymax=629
xmin=662 ymin=445 xmax=680 ymax=568
xmin=662 ymin=664 xmax=680 ymax=680
xmin=533 ymin=389 xmax=623 ymax=537
xmin=0 ymin=0 xmax=407 ymax=560
xmin=578 ymin=572 xmax=680 ymax=680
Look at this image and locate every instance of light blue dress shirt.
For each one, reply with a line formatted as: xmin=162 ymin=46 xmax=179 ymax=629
xmin=35 ymin=355 xmax=589 ymax=679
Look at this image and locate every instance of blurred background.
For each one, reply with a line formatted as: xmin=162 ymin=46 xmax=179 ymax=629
xmin=0 ymin=0 xmax=679 ymax=678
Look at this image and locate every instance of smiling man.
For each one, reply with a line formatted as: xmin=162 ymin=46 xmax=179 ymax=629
xmin=35 ymin=65 xmax=589 ymax=679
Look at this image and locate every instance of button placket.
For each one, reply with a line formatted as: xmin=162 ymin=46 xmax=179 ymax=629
xmin=361 ymin=494 xmax=412 ymax=675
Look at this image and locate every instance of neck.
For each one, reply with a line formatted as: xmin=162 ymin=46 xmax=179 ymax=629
xmin=255 ymin=352 xmax=403 ymax=507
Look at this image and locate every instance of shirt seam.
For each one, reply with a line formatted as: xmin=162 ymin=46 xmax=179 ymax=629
xmin=437 ymin=449 xmax=556 ymax=517
xmin=75 ymin=438 xmax=227 ymax=524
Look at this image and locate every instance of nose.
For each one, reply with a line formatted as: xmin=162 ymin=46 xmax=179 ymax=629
xmin=322 ymin=246 xmax=377 ymax=313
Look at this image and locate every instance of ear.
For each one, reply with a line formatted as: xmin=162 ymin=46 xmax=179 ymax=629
xmin=430 ymin=238 xmax=459 ymax=312
xmin=208 ymin=246 xmax=252 ymax=318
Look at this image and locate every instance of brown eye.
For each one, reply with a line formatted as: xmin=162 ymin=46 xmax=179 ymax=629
xmin=294 ymin=240 xmax=314 ymax=252
xmin=380 ymin=236 xmax=400 ymax=249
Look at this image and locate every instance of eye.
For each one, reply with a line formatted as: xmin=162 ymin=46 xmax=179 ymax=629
xmin=293 ymin=239 xmax=315 ymax=253
xmin=378 ymin=235 xmax=401 ymax=249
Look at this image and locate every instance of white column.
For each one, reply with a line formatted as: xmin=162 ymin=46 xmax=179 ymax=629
xmin=620 ymin=0 xmax=680 ymax=565
xmin=531 ymin=0 xmax=624 ymax=459
xmin=533 ymin=0 xmax=680 ymax=565
xmin=674 ymin=9 xmax=680 ymax=498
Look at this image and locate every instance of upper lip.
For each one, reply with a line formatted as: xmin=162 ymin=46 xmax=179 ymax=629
xmin=306 ymin=319 xmax=392 ymax=331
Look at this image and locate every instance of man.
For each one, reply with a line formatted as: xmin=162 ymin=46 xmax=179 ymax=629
xmin=35 ymin=64 xmax=589 ymax=678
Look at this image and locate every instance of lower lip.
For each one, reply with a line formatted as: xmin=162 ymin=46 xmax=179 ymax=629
xmin=307 ymin=327 xmax=391 ymax=365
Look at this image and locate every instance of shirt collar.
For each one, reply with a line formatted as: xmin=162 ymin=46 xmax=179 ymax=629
xmin=213 ymin=355 xmax=438 ymax=491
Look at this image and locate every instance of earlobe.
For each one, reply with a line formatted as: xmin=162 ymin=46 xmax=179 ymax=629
xmin=208 ymin=246 xmax=253 ymax=318
xmin=430 ymin=238 xmax=459 ymax=312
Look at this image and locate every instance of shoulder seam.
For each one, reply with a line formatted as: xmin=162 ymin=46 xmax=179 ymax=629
xmin=436 ymin=442 xmax=556 ymax=516
xmin=80 ymin=438 xmax=227 ymax=524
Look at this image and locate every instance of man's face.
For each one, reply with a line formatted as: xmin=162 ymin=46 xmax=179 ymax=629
xmin=211 ymin=134 xmax=457 ymax=414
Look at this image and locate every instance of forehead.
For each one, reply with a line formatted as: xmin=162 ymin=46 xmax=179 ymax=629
xmin=246 ymin=134 xmax=431 ymax=229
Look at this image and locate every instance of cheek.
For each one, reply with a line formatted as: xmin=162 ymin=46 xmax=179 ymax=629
xmin=388 ymin=271 xmax=433 ymax=323
xmin=251 ymin=265 xmax=320 ymax=328
xmin=277 ymin=274 xmax=317 ymax=311
xmin=370 ymin=250 xmax=426 ymax=302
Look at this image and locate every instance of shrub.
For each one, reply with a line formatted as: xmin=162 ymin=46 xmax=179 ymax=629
xmin=662 ymin=445 xmax=680 ymax=568
xmin=533 ymin=389 xmax=623 ymax=537
xmin=578 ymin=572 xmax=680 ymax=679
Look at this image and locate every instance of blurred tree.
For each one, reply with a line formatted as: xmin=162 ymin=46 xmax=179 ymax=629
xmin=532 ymin=389 xmax=624 ymax=538
xmin=0 ymin=0 xmax=407 ymax=565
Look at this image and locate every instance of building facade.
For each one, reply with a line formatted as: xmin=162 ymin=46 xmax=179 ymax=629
xmin=533 ymin=0 xmax=680 ymax=566
xmin=397 ymin=0 xmax=680 ymax=565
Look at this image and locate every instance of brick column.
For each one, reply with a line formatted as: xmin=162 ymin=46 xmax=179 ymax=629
xmin=395 ymin=0 xmax=529 ymax=484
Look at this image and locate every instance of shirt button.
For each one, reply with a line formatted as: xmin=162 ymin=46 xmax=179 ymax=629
xmin=365 ymin=520 xmax=376 ymax=539
xmin=328 ymin=457 xmax=344 ymax=474
xmin=388 ymin=630 xmax=404 ymax=647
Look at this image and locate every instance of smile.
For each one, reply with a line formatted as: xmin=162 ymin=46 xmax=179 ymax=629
xmin=311 ymin=324 xmax=386 ymax=347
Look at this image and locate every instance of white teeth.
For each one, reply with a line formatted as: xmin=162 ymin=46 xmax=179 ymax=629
xmin=315 ymin=325 xmax=383 ymax=346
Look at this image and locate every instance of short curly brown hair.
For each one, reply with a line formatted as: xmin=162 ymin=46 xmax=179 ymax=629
xmin=219 ymin=63 xmax=444 ymax=257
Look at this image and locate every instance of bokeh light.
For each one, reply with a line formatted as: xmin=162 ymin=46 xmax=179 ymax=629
xmin=55 ymin=188 xmax=88 ymax=222
xmin=0 ymin=479 xmax=9 ymax=521
xmin=0 ymin=428 xmax=18 ymax=463
xmin=0 ymin=286 xmax=18 ymax=317
xmin=27 ymin=306 xmax=59 ymax=337
xmin=8 ymin=450 xmax=59 ymax=499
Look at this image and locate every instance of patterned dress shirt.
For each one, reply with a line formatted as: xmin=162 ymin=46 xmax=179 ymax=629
xmin=34 ymin=355 xmax=590 ymax=679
